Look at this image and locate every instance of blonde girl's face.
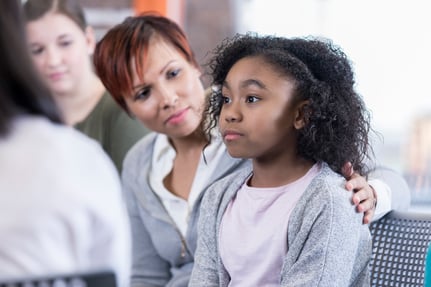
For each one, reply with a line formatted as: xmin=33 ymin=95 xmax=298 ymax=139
xmin=26 ymin=12 xmax=95 ymax=96
xmin=125 ymin=37 xmax=205 ymax=139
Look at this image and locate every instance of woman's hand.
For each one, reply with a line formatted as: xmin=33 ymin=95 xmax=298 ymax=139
xmin=342 ymin=162 xmax=377 ymax=224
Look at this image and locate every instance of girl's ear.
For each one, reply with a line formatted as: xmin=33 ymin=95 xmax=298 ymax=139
xmin=85 ymin=26 xmax=96 ymax=55
xmin=293 ymin=100 xmax=310 ymax=130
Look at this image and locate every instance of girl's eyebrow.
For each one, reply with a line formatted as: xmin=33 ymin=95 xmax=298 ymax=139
xmin=240 ymin=78 xmax=266 ymax=89
xmin=222 ymin=78 xmax=266 ymax=90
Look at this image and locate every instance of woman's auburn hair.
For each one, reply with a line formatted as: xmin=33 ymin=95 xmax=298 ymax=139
xmin=93 ymin=12 xmax=199 ymax=112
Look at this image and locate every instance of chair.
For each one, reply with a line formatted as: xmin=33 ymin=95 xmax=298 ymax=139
xmin=369 ymin=210 xmax=431 ymax=287
xmin=0 ymin=270 xmax=116 ymax=287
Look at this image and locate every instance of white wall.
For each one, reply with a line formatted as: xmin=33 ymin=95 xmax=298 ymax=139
xmin=235 ymin=0 xmax=431 ymax=173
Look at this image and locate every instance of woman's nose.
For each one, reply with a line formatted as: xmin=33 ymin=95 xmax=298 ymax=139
xmin=46 ymin=48 xmax=62 ymax=67
xmin=159 ymin=88 xmax=178 ymax=110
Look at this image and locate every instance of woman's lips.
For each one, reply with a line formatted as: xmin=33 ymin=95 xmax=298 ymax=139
xmin=48 ymin=72 xmax=65 ymax=81
xmin=165 ymin=108 xmax=189 ymax=125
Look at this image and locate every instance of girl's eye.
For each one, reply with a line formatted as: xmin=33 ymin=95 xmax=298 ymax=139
xmin=246 ymin=95 xmax=260 ymax=103
xmin=134 ymin=88 xmax=150 ymax=101
xmin=222 ymin=95 xmax=231 ymax=104
xmin=167 ymin=68 xmax=180 ymax=79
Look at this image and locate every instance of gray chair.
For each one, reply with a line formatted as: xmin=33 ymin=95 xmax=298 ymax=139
xmin=0 ymin=270 xmax=116 ymax=287
xmin=369 ymin=210 xmax=431 ymax=287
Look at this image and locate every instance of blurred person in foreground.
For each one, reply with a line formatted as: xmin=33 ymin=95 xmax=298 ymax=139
xmin=0 ymin=0 xmax=130 ymax=285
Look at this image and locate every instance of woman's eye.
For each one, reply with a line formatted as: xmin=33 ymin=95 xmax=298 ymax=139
xmin=134 ymin=89 xmax=150 ymax=101
xmin=59 ymin=40 xmax=72 ymax=47
xmin=30 ymin=46 xmax=43 ymax=55
xmin=246 ymin=95 xmax=260 ymax=103
xmin=167 ymin=69 xmax=180 ymax=79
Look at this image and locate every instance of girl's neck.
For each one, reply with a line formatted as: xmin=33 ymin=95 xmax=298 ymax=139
xmin=250 ymin=155 xmax=315 ymax=188
xmin=55 ymin=73 xmax=106 ymax=126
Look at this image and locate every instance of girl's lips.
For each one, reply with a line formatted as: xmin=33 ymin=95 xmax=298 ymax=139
xmin=165 ymin=108 xmax=189 ymax=125
xmin=222 ymin=130 xmax=243 ymax=141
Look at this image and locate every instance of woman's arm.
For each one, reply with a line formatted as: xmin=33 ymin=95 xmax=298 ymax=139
xmin=343 ymin=163 xmax=411 ymax=223
xmin=122 ymin=162 xmax=173 ymax=287
xmin=368 ymin=166 xmax=411 ymax=219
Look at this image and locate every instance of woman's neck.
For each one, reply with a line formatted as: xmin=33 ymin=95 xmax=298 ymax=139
xmin=55 ymin=73 xmax=106 ymax=126
xmin=169 ymin=129 xmax=208 ymax=155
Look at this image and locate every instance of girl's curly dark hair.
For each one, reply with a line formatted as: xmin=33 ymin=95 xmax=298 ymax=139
xmin=205 ymin=33 xmax=373 ymax=176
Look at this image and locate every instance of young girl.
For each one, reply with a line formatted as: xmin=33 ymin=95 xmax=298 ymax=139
xmin=23 ymin=0 xmax=149 ymax=172
xmin=189 ymin=34 xmax=373 ymax=286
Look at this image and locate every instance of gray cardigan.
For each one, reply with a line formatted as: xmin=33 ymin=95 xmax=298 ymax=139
xmin=189 ymin=163 xmax=372 ymax=287
xmin=121 ymin=133 xmax=250 ymax=287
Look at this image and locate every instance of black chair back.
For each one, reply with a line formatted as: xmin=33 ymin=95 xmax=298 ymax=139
xmin=0 ymin=270 xmax=116 ymax=287
xmin=369 ymin=210 xmax=431 ymax=287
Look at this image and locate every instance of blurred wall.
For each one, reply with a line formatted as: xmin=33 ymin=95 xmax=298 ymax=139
xmin=80 ymin=0 xmax=131 ymax=8
xmin=184 ymin=0 xmax=235 ymax=86
xmin=81 ymin=0 xmax=235 ymax=87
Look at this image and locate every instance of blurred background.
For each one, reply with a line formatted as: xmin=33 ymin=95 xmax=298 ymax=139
xmin=82 ymin=0 xmax=431 ymax=207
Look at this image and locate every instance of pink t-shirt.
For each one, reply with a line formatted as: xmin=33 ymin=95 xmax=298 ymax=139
xmin=219 ymin=164 xmax=320 ymax=286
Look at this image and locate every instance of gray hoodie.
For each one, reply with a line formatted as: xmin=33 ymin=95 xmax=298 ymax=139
xmin=189 ymin=163 xmax=371 ymax=287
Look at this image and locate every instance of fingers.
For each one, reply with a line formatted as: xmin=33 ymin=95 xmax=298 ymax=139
xmin=341 ymin=161 xmax=354 ymax=179
xmin=354 ymin=194 xmax=376 ymax=224
xmin=345 ymin=172 xmax=365 ymax=192
xmin=355 ymin=193 xmax=376 ymax=213
xmin=362 ymin=210 xmax=374 ymax=224
xmin=345 ymin=172 xmax=377 ymax=224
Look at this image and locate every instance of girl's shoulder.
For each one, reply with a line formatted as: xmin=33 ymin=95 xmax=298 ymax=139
xmin=300 ymin=163 xmax=361 ymax=217
xmin=202 ymin=165 xmax=252 ymax=205
xmin=288 ymin=163 xmax=353 ymax=216
xmin=211 ymin=164 xmax=252 ymax=190
xmin=290 ymin=163 xmax=363 ymax=230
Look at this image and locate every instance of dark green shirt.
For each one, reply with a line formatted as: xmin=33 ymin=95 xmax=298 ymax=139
xmin=75 ymin=92 xmax=150 ymax=173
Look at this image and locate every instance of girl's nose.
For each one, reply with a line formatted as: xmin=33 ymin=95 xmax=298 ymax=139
xmin=223 ymin=102 xmax=242 ymax=123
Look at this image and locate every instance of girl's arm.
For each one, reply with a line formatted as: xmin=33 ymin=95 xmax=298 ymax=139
xmin=189 ymin=186 xmax=222 ymax=287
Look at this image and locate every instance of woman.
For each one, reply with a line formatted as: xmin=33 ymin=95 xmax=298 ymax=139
xmin=93 ymin=13 xmax=407 ymax=287
xmin=23 ymin=0 xmax=149 ymax=172
xmin=0 ymin=0 xmax=130 ymax=285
